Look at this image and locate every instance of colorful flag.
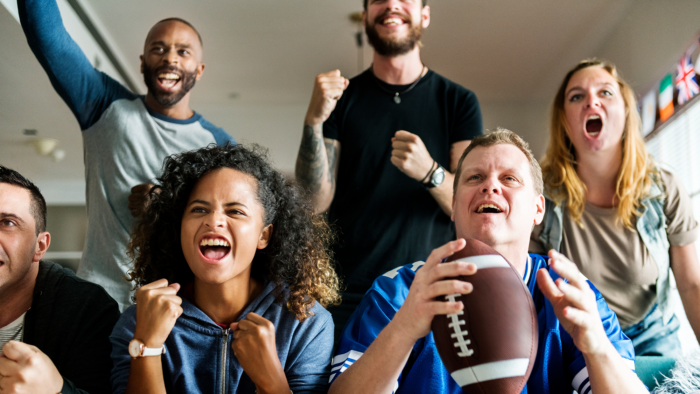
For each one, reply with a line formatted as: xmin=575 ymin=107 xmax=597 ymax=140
xmin=641 ymin=90 xmax=656 ymax=136
xmin=659 ymin=74 xmax=674 ymax=122
xmin=676 ymin=54 xmax=699 ymax=105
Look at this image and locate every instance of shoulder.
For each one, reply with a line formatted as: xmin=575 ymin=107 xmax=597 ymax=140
xmin=427 ymin=71 xmax=477 ymax=99
xmin=371 ymin=261 xmax=425 ymax=302
xmin=197 ymin=116 xmax=235 ymax=146
xmin=35 ymin=261 xmax=118 ymax=310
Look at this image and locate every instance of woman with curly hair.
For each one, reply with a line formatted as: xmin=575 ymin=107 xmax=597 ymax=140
xmin=110 ymin=144 xmax=341 ymax=393
xmin=531 ymin=59 xmax=700 ymax=357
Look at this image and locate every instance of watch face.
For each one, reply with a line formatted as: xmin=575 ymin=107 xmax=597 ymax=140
xmin=128 ymin=339 xmax=142 ymax=358
xmin=432 ymin=167 xmax=445 ymax=186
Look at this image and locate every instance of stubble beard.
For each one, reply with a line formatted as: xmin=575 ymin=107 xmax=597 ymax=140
xmin=143 ymin=64 xmax=198 ymax=107
xmin=365 ymin=14 xmax=423 ymax=57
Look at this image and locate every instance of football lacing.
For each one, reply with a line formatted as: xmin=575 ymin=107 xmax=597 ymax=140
xmin=445 ymin=294 xmax=474 ymax=357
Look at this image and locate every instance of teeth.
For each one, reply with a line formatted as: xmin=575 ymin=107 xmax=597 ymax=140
xmin=383 ymin=17 xmax=402 ymax=25
xmin=199 ymin=238 xmax=230 ymax=247
xmin=158 ymin=73 xmax=180 ymax=80
xmin=587 ymin=115 xmax=600 ymax=121
xmin=477 ymin=204 xmax=501 ymax=213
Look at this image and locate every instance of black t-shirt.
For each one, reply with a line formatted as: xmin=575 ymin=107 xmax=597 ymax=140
xmin=323 ymin=68 xmax=483 ymax=293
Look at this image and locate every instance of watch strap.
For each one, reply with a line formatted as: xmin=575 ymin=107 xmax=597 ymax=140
xmin=141 ymin=345 xmax=166 ymax=356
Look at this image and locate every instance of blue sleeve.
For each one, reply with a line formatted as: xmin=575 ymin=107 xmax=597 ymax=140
xmin=330 ymin=262 xmax=423 ymax=391
xmin=18 ymin=0 xmax=135 ymax=130
xmin=198 ymin=117 xmax=235 ymax=146
xmin=109 ymin=306 xmax=137 ymax=394
xmin=564 ymin=279 xmax=638 ymax=393
xmin=285 ymin=309 xmax=335 ymax=394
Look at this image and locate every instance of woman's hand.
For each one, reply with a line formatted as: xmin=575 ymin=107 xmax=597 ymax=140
xmin=133 ymin=279 xmax=182 ymax=348
xmin=537 ymin=250 xmax=610 ymax=356
xmin=231 ymin=313 xmax=290 ymax=394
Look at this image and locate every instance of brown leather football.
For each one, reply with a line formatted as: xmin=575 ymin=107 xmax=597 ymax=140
xmin=431 ymin=238 xmax=538 ymax=394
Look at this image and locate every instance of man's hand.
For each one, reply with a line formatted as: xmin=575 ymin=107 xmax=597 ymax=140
xmin=128 ymin=183 xmax=155 ymax=218
xmin=391 ymin=239 xmax=477 ymax=342
xmin=537 ymin=250 xmax=610 ymax=356
xmin=231 ymin=313 xmax=290 ymax=394
xmin=305 ymin=70 xmax=349 ymax=127
xmin=391 ymin=131 xmax=435 ymax=182
xmin=133 ymin=279 xmax=182 ymax=348
xmin=0 ymin=341 xmax=63 ymax=394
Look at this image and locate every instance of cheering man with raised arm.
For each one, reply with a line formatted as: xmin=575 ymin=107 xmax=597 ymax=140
xmin=18 ymin=0 xmax=235 ymax=310
xmin=295 ymin=0 xmax=482 ymax=340
xmin=327 ymin=130 xmax=647 ymax=394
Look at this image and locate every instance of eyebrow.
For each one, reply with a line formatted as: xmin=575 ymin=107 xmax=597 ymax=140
xmin=150 ymin=41 xmax=193 ymax=49
xmin=566 ymin=82 xmax=616 ymax=96
xmin=0 ymin=212 xmax=25 ymax=223
xmin=187 ymin=200 xmax=248 ymax=209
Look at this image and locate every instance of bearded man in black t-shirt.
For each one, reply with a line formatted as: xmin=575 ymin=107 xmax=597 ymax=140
xmin=295 ymin=0 xmax=483 ymax=342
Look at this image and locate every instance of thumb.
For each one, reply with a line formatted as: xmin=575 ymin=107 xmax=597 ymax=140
xmin=331 ymin=69 xmax=341 ymax=77
xmin=536 ymin=268 xmax=562 ymax=301
xmin=1 ymin=341 xmax=34 ymax=362
xmin=230 ymin=322 xmax=239 ymax=331
xmin=168 ymin=283 xmax=181 ymax=292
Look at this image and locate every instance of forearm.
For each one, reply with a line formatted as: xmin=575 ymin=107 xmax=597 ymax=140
xmin=428 ymin=171 xmax=455 ymax=216
xmin=328 ymin=319 xmax=415 ymax=394
xmin=678 ymin=285 xmax=700 ymax=341
xmin=583 ymin=343 xmax=647 ymax=394
xmin=295 ymin=124 xmax=334 ymax=212
xmin=124 ymin=357 xmax=167 ymax=394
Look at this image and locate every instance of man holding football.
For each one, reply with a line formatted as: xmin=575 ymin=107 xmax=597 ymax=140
xmin=328 ymin=129 xmax=647 ymax=394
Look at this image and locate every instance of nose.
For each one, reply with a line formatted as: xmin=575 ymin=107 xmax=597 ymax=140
xmin=385 ymin=0 xmax=401 ymax=11
xmin=585 ymin=92 xmax=601 ymax=108
xmin=204 ymin=211 xmax=226 ymax=229
xmin=164 ymin=47 xmax=178 ymax=65
xmin=480 ymin=176 xmax=502 ymax=195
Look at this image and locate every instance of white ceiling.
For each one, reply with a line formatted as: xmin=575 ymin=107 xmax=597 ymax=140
xmin=2 ymin=0 xmax=700 ymax=203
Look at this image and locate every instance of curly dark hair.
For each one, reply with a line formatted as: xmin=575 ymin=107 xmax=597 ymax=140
xmin=127 ymin=143 xmax=341 ymax=320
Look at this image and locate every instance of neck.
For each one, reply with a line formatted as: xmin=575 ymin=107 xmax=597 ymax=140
xmin=494 ymin=243 xmax=529 ymax=278
xmin=372 ymin=47 xmax=424 ymax=85
xmin=575 ymin=145 xmax=622 ymax=207
xmin=0 ymin=262 xmax=38 ymax=328
xmin=144 ymin=92 xmax=194 ymax=120
xmin=193 ymin=273 xmax=262 ymax=326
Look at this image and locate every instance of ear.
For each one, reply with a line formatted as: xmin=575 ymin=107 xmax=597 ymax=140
xmin=195 ymin=63 xmax=205 ymax=81
xmin=140 ymin=55 xmax=144 ymax=74
xmin=257 ymin=224 xmax=272 ymax=250
xmin=421 ymin=5 xmax=430 ymax=28
xmin=33 ymin=232 xmax=51 ymax=263
xmin=533 ymin=194 xmax=545 ymax=226
xmin=362 ymin=10 xmax=367 ymax=28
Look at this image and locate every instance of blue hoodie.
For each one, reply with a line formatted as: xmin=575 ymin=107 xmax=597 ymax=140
xmin=110 ymin=280 xmax=333 ymax=393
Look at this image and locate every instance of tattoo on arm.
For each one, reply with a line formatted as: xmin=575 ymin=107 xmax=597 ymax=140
xmin=325 ymin=140 xmax=337 ymax=186
xmin=296 ymin=125 xmax=327 ymax=193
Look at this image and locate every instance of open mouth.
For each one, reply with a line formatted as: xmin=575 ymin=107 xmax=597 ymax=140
xmin=585 ymin=115 xmax=603 ymax=137
xmin=476 ymin=204 xmax=503 ymax=213
xmin=198 ymin=237 xmax=231 ymax=261
xmin=378 ymin=13 xmax=408 ymax=27
xmin=157 ymin=72 xmax=181 ymax=90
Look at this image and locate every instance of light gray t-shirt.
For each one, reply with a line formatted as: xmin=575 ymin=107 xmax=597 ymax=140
xmin=0 ymin=312 xmax=26 ymax=351
xmin=531 ymin=169 xmax=698 ymax=327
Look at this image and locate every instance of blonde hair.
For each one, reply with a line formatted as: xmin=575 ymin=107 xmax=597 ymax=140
xmin=540 ymin=59 xmax=657 ymax=229
xmin=454 ymin=128 xmax=543 ymax=195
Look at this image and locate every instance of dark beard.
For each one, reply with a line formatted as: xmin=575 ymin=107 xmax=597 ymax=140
xmin=365 ymin=15 xmax=422 ymax=57
xmin=143 ymin=64 xmax=197 ymax=107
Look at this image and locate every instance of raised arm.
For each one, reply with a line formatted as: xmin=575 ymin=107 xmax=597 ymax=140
xmin=295 ymin=70 xmax=347 ymax=213
xmin=18 ymin=0 xmax=132 ymax=130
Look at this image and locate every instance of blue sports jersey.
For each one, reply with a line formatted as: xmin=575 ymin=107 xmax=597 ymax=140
xmin=330 ymin=254 xmax=639 ymax=394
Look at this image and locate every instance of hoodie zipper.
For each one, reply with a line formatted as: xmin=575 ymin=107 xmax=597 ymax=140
xmin=220 ymin=328 xmax=230 ymax=394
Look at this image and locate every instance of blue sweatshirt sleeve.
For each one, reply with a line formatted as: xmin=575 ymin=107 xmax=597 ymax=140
xmin=109 ymin=306 xmax=137 ymax=394
xmin=18 ymin=0 xmax=136 ymax=130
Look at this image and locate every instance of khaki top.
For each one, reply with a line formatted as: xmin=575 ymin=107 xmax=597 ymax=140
xmin=531 ymin=168 xmax=698 ymax=328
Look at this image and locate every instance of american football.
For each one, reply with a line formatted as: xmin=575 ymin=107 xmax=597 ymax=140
xmin=431 ymin=238 xmax=538 ymax=394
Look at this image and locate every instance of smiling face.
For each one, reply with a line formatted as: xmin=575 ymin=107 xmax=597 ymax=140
xmin=141 ymin=20 xmax=204 ymax=107
xmin=180 ymin=168 xmax=271 ymax=286
xmin=452 ymin=144 xmax=544 ymax=251
xmin=364 ymin=0 xmax=430 ymax=57
xmin=564 ymin=66 xmax=627 ymax=154
xmin=0 ymin=183 xmax=49 ymax=298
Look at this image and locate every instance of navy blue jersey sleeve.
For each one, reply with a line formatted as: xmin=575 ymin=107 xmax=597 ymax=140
xmin=449 ymin=89 xmax=483 ymax=144
xmin=330 ymin=262 xmax=425 ymax=391
xmin=18 ymin=0 xmax=135 ymax=130
xmin=198 ymin=117 xmax=235 ymax=146
xmin=551 ymin=270 xmax=638 ymax=393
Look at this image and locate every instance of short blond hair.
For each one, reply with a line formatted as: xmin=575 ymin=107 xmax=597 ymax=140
xmin=454 ymin=128 xmax=543 ymax=195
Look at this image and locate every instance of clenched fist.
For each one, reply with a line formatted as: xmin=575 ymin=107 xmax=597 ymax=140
xmin=0 ymin=341 xmax=63 ymax=394
xmin=305 ymin=70 xmax=349 ymax=127
xmin=390 ymin=130 xmax=435 ymax=181
xmin=133 ymin=279 xmax=183 ymax=349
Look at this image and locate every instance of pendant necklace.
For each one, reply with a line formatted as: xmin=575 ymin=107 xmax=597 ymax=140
xmin=373 ymin=65 xmax=427 ymax=104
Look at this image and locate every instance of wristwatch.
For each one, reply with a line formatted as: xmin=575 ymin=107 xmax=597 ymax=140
xmin=424 ymin=165 xmax=445 ymax=189
xmin=128 ymin=339 xmax=166 ymax=358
